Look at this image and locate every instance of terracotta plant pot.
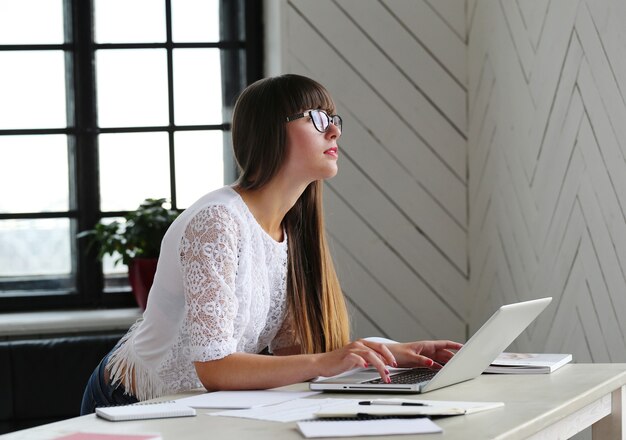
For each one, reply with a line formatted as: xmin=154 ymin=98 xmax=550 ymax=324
xmin=128 ymin=258 xmax=158 ymax=310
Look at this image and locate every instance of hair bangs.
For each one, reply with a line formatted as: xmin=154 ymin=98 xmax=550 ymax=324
xmin=283 ymin=76 xmax=336 ymax=116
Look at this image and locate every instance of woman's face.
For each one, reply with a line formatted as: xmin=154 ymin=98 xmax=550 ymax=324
xmin=281 ymin=109 xmax=341 ymax=184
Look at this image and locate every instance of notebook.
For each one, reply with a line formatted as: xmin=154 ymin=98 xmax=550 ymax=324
xmin=484 ymin=352 xmax=572 ymax=374
xmin=310 ymin=297 xmax=552 ymax=393
xmin=95 ymin=401 xmax=196 ymax=422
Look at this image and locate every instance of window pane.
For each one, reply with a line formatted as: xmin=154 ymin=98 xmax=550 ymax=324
xmin=173 ymin=49 xmax=223 ymax=125
xmin=96 ymin=49 xmax=169 ymax=128
xmin=95 ymin=0 xmax=166 ymax=43
xmin=174 ymin=131 xmax=224 ymax=208
xmin=0 ymin=218 xmax=72 ymax=277
xmin=0 ymin=135 xmax=69 ymax=213
xmin=172 ymin=0 xmax=220 ymax=42
xmin=0 ymin=0 xmax=64 ymax=44
xmin=99 ymin=132 xmax=170 ymax=211
xmin=0 ymin=51 xmax=66 ymax=129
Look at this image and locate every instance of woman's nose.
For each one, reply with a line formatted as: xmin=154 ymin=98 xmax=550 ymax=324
xmin=327 ymin=121 xmax=341 ymax=138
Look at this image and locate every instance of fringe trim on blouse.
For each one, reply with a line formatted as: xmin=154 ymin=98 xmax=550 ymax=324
xmin=106 ymin=319 xmax=168 ymax=402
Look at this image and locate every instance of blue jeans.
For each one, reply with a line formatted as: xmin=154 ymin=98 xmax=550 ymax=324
xmin=80 ymin=349 xmax=139 ymax=415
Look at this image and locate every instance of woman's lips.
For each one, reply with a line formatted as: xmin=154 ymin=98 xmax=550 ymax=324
xmin=324 ymin=146 xmax=338 ymax=157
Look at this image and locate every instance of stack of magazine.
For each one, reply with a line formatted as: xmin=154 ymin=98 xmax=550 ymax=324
xmin=484 ymin=352 xmax=572 ymax=374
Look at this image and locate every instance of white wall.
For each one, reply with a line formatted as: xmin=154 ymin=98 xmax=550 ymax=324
xmin=267 ymin=0 xmax=626 ymax=362
xmin=468 ymin=0 xmax=626 ymax=361
xmin=266 ymin=0 xmax=468 ymax=342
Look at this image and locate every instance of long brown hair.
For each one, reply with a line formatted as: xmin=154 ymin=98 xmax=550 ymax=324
xmin=231 ymin=74 xmax=350 ymax=353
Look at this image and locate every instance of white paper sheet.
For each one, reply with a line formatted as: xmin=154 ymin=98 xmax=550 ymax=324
xmin=209 ymin=397 xmax=504 ymax=422
xmin=297 ymin=418 xmax=443 ymax=438
xmin=210 ymin=398 xmax=356 ymax=422
xmin=174 ymin=390 xmax=320 ymax=409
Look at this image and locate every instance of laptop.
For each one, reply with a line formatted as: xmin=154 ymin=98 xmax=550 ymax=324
xmin=310 ymin=297 xmax=552 ymax=393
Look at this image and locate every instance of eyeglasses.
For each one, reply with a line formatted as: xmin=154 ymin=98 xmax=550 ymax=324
xmin=285 ymin=109 xmax=342 ymax=133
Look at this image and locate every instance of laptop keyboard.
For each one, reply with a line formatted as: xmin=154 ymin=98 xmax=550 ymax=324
xmin=365 ymin=368 xmax=437 ymax=384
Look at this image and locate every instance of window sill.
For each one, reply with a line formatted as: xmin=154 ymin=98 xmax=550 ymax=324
xmin=0 ymin=308 xmax=141 ymax=339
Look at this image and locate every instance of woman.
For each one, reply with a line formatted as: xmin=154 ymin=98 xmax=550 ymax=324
xmin=80 ymin=74 xmax=462 ymax=414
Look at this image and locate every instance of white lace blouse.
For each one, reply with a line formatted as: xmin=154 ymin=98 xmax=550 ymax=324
xmin=107 ymin=186 xmax=294 ymax=401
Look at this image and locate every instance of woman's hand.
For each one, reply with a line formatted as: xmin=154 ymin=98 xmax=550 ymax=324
xmin=386 ymin=340 xmax=463 ymax=369
xmin=316 ymin=339 xmax=398 ymax=383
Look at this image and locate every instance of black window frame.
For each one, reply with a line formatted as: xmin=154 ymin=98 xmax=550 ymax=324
xmin=0 ymin=0 xmax=263 ymax=312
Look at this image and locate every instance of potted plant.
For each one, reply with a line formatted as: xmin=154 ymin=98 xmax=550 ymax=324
xmin=78 ymin=198 xmax=180 ymax=309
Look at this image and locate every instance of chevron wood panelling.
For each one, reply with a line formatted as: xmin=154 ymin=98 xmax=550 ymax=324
xmin=468 ymin=0 xmax=626 ymax=362
xmin=272 ymin=0 xmax=468 ymax=341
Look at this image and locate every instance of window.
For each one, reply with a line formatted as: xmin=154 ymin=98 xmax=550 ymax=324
xmin=0 ymin=0 xmax=262 ymax=311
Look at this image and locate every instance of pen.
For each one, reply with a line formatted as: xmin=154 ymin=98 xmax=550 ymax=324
xmin=358 ymin=400 xmax=428 ymax=406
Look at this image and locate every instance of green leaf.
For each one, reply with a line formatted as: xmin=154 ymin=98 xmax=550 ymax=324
xmin=76 ymin=197 xmax=181 ymax=266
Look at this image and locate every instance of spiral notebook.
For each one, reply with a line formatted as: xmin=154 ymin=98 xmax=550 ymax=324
xmin=95 ymin=401 xmax=196 ymax=422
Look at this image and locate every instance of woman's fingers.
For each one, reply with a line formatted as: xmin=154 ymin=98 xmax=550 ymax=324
xmin=435 ymin=349 xmax=458 ymax=363
xmin=388 ymin=340 xmax=464 ymax=368
xmin=360 ymin=339 xmax=398 ymax=368
xmin=431 ymin=342 xmax=463 ymax=363
xmin=344 ymin=340 xmax=395 ymax=383
xmin=364 ymin=356 xmax=391 ymax=383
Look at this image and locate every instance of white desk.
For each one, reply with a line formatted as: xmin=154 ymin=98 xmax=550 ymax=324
xmin=2 ymin=364 xmax=625 ymax=440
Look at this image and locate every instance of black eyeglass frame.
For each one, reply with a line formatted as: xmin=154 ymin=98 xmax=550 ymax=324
xmin=285 ymin=109 xmax=343 ymax=133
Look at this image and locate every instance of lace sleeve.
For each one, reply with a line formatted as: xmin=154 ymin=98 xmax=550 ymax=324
xmin=180 ymin=205 xmax=241 ymax=362
xmin=269 ymin=312 xmax=299 ymax=353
